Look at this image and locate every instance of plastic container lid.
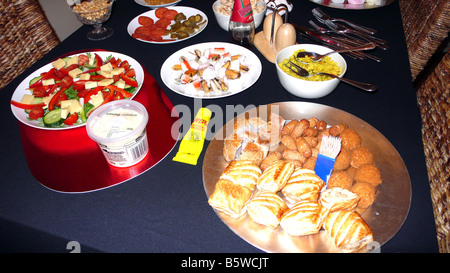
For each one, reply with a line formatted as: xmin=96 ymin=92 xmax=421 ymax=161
xmin=86 ymin=100 xmax=149 ymax=145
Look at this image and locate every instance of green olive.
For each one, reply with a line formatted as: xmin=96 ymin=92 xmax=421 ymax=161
xmin=177 ymin=31 xmax=189 ymax=39
xmin=174 ymin=13 xmax=186 ymax=22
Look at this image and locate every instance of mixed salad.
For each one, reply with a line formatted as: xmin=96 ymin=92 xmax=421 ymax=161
xmin=10 ymin=52 xmax=140 ymax=128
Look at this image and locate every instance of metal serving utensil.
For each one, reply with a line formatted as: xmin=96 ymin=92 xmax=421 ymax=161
xmin=312 ymin=7 xmax=377 ymax=35
xmin=324 ymin=20 xmax=389 ymax=50
xmin=296 ymin=42 xmax=376 ymax=61
xmin=286 ymin=61 xmax=377 ymax=92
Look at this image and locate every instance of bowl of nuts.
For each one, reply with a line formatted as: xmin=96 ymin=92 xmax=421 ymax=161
xmin=70 ymin=0 xmax=115 ymax=40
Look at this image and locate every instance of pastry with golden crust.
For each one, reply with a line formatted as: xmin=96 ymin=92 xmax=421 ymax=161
xmin=281 ymin=168 xmax=326 ymax=204
xmin=280 ymin=201 xmax=330 ymax=236
xmin=323 ymin=210 xmax=373 ymax=253
xmin=246 ymin=191 xmax=289 ymax=228
xmin=208 ymin=161 xmax=262 ymax=218
xmin=319 ymin=187 xmax=360 ymax=212
xmin=257 ymin=160 xmax=295 ymax=192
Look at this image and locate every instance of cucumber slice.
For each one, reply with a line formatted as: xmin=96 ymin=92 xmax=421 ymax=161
xmin=25 ymin=97 xmax=45 ymax=114
xmin=29 ymin=75 xmax=43 ymax=86
xmin=43 ymin=109 xmax=63 ymax=127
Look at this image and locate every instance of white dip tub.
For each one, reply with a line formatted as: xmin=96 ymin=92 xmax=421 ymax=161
xmin=86 ymin=100 xmax=149 ymax=167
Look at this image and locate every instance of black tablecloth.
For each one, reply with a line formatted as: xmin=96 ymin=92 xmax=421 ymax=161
xmin=0 ymin=0 xmax=438 ymax=253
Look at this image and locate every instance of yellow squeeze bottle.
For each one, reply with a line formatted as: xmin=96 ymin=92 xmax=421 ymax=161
xmin=172 ymin=108 xmax=212 ymax=165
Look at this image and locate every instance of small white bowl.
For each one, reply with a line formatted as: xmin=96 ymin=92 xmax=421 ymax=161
xmin=275 ymin=44 xmax=348 ymax=99
xmin=212 ymin=0 xmax=266 ymax=31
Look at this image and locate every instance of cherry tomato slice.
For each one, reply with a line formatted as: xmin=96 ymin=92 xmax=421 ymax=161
xmin=32 ymin=85 xmax=49 ymax=97
xmin=162 ymin=9 xmax=178 ymax=21
xmin=155 ymin=7 xmax=168 ymax=19
xmin=64 ymin=112 xmax=78 ymax=125
xmin=138 ymin=16 xmax=154 ymax=26
xmin=59 ymin=76 xmax=74 ymax=89
xmin=29 ymin=106 xmax=45 ymax=120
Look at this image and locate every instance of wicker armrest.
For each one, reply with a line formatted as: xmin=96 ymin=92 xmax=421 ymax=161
xmin=399 ymin=0 xmax=450 ymax=81
xmin=0 ymin=0 xmax=60 ymax=90
xmin=417 ymin=51 xmax=450 ymax=253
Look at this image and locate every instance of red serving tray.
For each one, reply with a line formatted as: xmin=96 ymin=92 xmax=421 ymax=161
xmin=17 ymin=53 xmax=179 ymax=193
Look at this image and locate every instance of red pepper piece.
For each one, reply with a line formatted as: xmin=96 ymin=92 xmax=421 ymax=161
xmin=119 ymin=73 xmax=138 ymax=87
xmin=10 ymin=100 xmax=46 ymax=110
xmin=48 ymin=86 xmax=68 ymax=111
xmin=105 ymin=85 xmax=132 ymax=98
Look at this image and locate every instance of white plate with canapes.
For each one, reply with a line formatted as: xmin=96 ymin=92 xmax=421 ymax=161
xmin=160 ymin=42 xmax=262 ymax=99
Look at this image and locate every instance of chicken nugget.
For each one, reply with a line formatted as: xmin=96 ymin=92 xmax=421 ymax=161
xmin=308 ymin=117 xmax=318 ymax=128
xmin=329 ymin=123 xmax=348 ymax=136
xmin=282 ymin=149 xmax=306 ymax=163
xmin=316 ymin=120 xmax=327 ymax=131
xmin=333 ymin=147 xmax=351 ymax=171
xmin=345 ymin=166 xmax=358 ymax=181
xmin=303 ymin=156 xmax=317 ymax=170
xmin=260 ymin=151 xmax=281 ymax=171
xmin=290 ymin=119 xmax=309 ymax=138
xmin=302 ymin=127 xmax=319 ymax=137
xmin=354 ymin=164 xmax=382 ymax=186
xmin=281 ymin=135 xmax=297 ymax=150
xmin=340 ymin=129 xmax=362 ymax=150
xmin=281 ymin=120 xmax=298 ymax=135
xmin=294 ymin=137 xmax=312 ymax=158
xmin=351 ymin=182 xmax=376 ymax=209
xmin=303 ymin=136 xmax=319 ymax=148
xmin=350 ymin=146 xmax=374 ymax=168
xmin=327 ymin=170 xmax=353 ymax=190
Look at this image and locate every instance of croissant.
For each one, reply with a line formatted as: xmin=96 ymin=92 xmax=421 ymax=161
xmin=323 ymin=210 xmax=374 ymax=253
xmin=208 ymin=161 xmax=262 ymax=218
xmin=246 ymin=191 xmax=289 ymax=229
xmin=280 ymin=201 xmax=330 ymax=236
xmin=281 ymin=168 xmax=326 ymax=204
xmin=257 ymin=160 xmax=295 ymax=192
xmin=319 ymin=187 xmax=360 ymax=212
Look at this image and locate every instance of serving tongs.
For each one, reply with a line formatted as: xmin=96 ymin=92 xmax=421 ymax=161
xmin=312 ymin=7 xmax=377 ymax=35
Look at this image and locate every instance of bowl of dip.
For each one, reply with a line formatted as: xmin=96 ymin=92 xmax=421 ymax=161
xmin=86 ymin=100 xmax=149 ymax=167
xmin=275 ymin=44 xmax=347 ymax=99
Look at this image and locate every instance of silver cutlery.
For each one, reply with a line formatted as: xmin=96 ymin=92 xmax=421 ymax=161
xmin=296 ymin=42 xmax=376 ymax=61
xmin=312 ymin=7 xmax=377 ymax=35
xmin=324 ymin=20 xmax=389 ymax=50
xmin=286 ymin=61 xmax=377 ymax=92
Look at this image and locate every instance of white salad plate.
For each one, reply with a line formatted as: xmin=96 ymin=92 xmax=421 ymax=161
xmin=10 ymin=50 xmax=144 ymax=130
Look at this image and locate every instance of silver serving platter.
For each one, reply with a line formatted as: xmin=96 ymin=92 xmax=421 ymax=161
xmin=202 ymin=102 xmax=411 ymax=253
xmin=309 ymin=0 xmax=395 ymax=10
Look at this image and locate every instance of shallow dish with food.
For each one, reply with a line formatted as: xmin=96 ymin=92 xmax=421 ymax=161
xmin=160 ymin=42 xmax=262 ymax=99
xmin=203 ymin=102 xmax=411 ymax=252
xmin=275 ymin=44 xmax=347 ymax=99
xmin=212 ymin=0 xmax=266 ymax=31
xmin=10 ymin=51 xmax=144 ymax=130
xmin=127 ymin=6 xmax=208 ymax=44
xmin=134 ymin=0 xmax=182 ymax=9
